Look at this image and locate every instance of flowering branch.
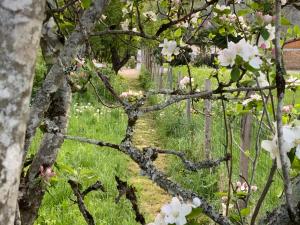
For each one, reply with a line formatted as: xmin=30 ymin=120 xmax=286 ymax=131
xmin=274 ymin=0 xmax=295 ymax=220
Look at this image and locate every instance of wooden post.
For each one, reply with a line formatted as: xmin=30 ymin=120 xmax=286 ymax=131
xmin=204 ymin=79 xmax=212 ymax=160
xmin=186 ymin=98 xmax=191 ymax=123
xmin=177 ymin=71 xmax=182 ymax=89
xmin=238 ymin=91 xmax=253 ymax=209
xmin=159 ymin=66 xmax=163 ymax=90
xmin=167 ymin=66 xmax=173 ymax=89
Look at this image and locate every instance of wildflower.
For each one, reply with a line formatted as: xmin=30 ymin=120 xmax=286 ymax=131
xmin=92 ymin=59 xmax=105 ymax=68
xmin=261 ymin=122 xmax=300 ymax=168
xmin=251 ymin=185 xmax=258 ymax=192
xmin=281 ymin=0 xmax=287 ymax=5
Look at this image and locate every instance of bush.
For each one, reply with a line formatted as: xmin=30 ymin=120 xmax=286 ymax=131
xmin=138 ymin=67 xmax=153 ymax=90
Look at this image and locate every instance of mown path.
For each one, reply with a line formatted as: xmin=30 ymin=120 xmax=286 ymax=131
xmin=119 ymin=68 xmax=170 ymax=222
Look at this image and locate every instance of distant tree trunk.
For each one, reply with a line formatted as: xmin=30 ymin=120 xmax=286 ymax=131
xmin=0 ymin=1 xmax=45 ymax=225
xmin=110 ymin=45 xmax=130 ymax=73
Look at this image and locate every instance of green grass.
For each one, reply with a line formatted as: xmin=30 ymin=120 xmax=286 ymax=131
xmin=34 ymin=102 xmax=143 ymax=225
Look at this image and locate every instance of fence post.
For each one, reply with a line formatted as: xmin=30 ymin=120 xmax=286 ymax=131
xmin=177 ymin=71 xmax=182 ymax=89
xmin=167 ymin=66 xmax=173 ymax=89
xmin=204 ymin=79 xmax=212 ymax=160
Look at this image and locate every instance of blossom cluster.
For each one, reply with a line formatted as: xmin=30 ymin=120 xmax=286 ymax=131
xmin=242 ymin=93 xmax=262 ymax=106
xmin=159 ymin=39 xmax=180 ymax=62
xmin=218 ymin=39 xmax=262 ymax=69
xmin=148 ymin=196 xmax=201 ymax=225
xmin=179 ymin=76 xmax=194 ymax=89
xmin=261 ymin=121 xmax=300 ymax=168
xmin=235 ymin=181 xmax=257 ymax=193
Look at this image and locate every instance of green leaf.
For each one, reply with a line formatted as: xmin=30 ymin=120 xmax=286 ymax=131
xmin=281 ymin=16 xmax=291 ymax=26
xmin=187 ymin=208 xmax=203 ymax=220
xmin=250 ymin=2 xmax=259 ymax=9
xmin=174 ymin=28 xmax=182 ymax=38
xmin=240 ymin=207 xmax=251 ymax=216
xmin=219 ymin=27 xmax=226 ymax=36
xmin=237 ymin=9 xmax=251 ymax=16
xmin=231 ymin=67 xmax=240 ymax=82
xmin=294 ymin=25 xmax=300 ymax=35
xmin=261 ymin=28 xmax=270 ymax=40
xmin=81 ymin=0 xmax=92 ymax=9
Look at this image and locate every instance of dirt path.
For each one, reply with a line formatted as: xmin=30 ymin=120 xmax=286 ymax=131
xmin=119 ymin=69 xmax=170 ymax=222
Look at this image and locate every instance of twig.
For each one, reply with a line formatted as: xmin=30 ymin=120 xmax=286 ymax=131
xmin=115 ymin=176 xmax=145 ymax=225
xmin=250 ymin=161 xmax=277 ymax=225
xmin=68 ymin=180 xmax=95 ymax=225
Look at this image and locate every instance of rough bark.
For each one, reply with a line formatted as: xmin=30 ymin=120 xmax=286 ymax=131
xmin=23 ymin=0 xmax=109 ymax=159
xmin=19 ymin=79 xmax=71 ymax=225
xmin=259 ymin=176 xmax=300 ymax=225
xmin=0 ymin=1 xmax=45 ymax=224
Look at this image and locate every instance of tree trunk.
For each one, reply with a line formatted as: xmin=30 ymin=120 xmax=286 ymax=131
xmin=19 ymin=79 xmax=72 ymax=225
xmin=23 ymin=0 xmax=109 ymax=159
xmin=0 ymin=1 xmax=45 ymax=224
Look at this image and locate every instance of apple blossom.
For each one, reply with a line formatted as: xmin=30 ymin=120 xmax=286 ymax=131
xmin=242 ymin=93 xmax=262 ymax=106
xmin=161 ymin=197 xmax=192 ymax=225
xmin=39 ymin=165 xmax=56 ymax=181
xmin=143 ymin=11 xmax=157 ymax=21
xmin=282 ymin=105 xmax=293 ymax=114
xmin=218 ymin=39 xmax=261 ymax=68
xmin=121 ymin=19 xmax=129 ymax=31
xmin=216 ymin=4 xmax=230 ymax=11
xmin=159 ymin=39 xmax=180 ymax=62
xmin=179 ymin=76 xmax=194 ymax=89
xmin=261 ymin=122 xmax=300 ymax=168
xmin=281 ymin=0 xmax=287 ymax=5
xmin=257 ymin=72 xmax=269 ymax=87
xmin=258 ymin=24 xmax=275 ymax=49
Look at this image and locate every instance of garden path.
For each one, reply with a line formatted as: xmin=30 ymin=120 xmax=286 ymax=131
xmin=119 ymin=68 xmax=170 ymax=222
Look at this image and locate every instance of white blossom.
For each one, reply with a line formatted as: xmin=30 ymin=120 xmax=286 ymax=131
xmin=256 ymin=72 xmax=269 ymax=87
xmin=161 ymin=197 xmax=192 ymax=225
xmin=121 ymin=19 xmax=129 ymax=31
xmin=143 ymin=11 xmax=157 ymax=21
xmin=216 ymin=4 xmax=230 ymax=11
xmin=218 ymin=39 xmax=261 ymax=68
xmin=179 ymin=76 xmax=194 ymax=89
xmin=281 ymin=0 xmax=287 ymax=5
xmin=258 ymin=24 xmax=275 ymax=49
xmin=159 ymin=39 xmax=180 ymax=62
xmin=261 ymin=122 xmax=300 ymax=168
